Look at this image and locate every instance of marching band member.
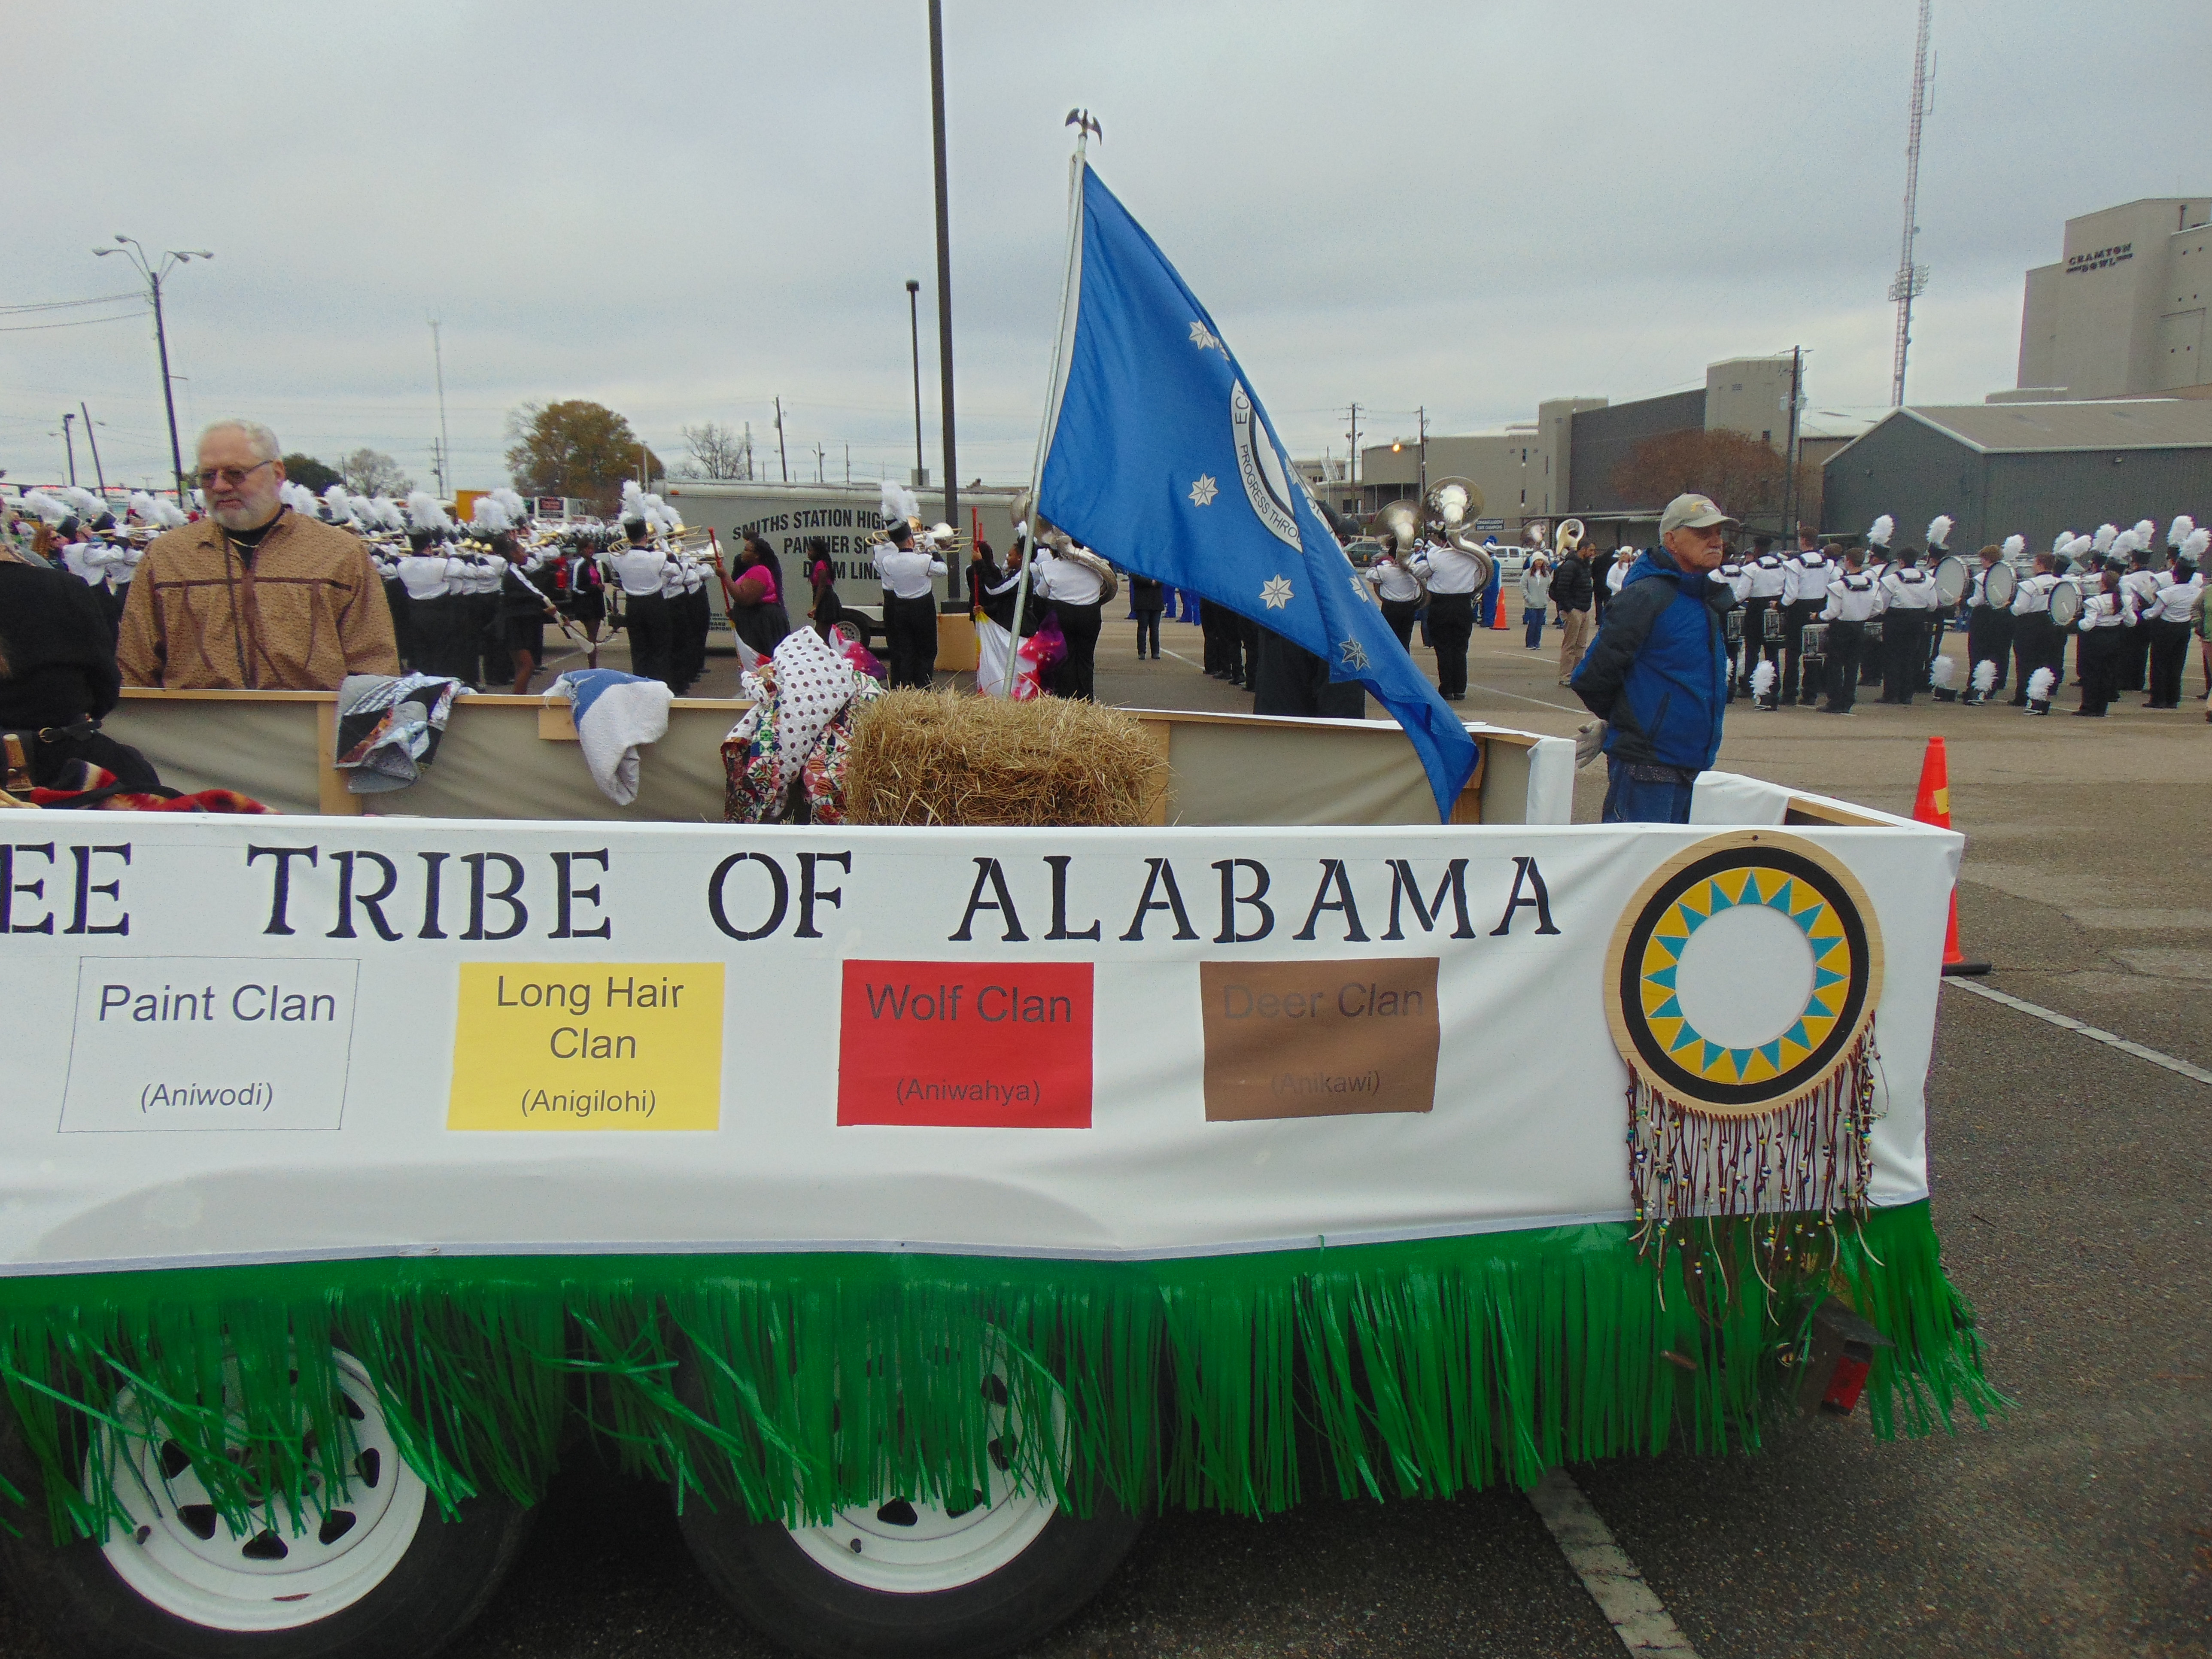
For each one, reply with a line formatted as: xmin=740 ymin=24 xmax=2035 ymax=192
xmin=607 ymin=484 xmax=674 ymax=689
xmin=1029 ymin=531 xmax=1109 ymax=700
xmin=396 ymin=495 xmax=474 ymax=681
xmin=2073 ymin=561 xmax=2136 ymax=716
xmin=2116 ymin=533 xmax=2164 ymax=694
xmin=2142 ymin=534 xmax=2203 ymax=709
xmin=1739 ymin=538 xmax=1787 ymax=691
xmin=1778 ymin=534 xmax=1834 ymax=705
xmin=1966 ymin=540 xmax=2016 ymax=696
xmin=1817 ymin=547 xmax=1882 ymax=715
xmin=1370 ymin=541 xmax=1425 ymax=652
xmin=1877 ymin=545 xmax=1940 ymax=705
xmin=2008 ymin=548 xmax=2063 ymax=705
xmin=1408 ymin=529 xmax=1483 ymax=702
xmin=873 ymin=517 xmax=946 ymax=689
xmin=1715 ymin=543 xmax=1751 ymax=692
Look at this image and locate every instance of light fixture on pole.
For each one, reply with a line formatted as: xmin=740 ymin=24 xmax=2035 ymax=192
xmin=926 ymin=0 xmax=959 ymax=589
xmin=94 ymin=236 xmax=212 ymax=503
xmin=429 ymin=319 xmax=451 ymax=496
xmin=905 ymin=279 xmax=926 ymax=487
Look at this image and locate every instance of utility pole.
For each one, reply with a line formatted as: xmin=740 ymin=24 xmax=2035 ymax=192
xmin=1416 ymin=406 xmax=1428 ymax=501
xmin=775 ymin=396 xmax=788 ymax=483
xmin=905 ymin=278 xmax=926 ymax=486
xmin=814 ymin=443 xmax=826 ymax=484
xmin=845 ymin=443 xmax=851 ymax=486
xmin=429 ymin=319 xmax=451 ymax=494
xmin=80 ymin=403 xmax=107 ymax=493
xmin=1346 ymin=402 xmax=1361 ymax=493
xmin=60 ymin=413 xmax=78 ymax=486
xmin=743 ymin=421 xmax=754 ymax=481
xmin=1888 ymin=0 xmax=1934 ymax=407
xmin=1781 ymin=346 xmax=1804 ymax=538
xmin=94 ymin=237 xmax=211 ymax=502
xmin=927 ymin=0 xmax=960 ymax=590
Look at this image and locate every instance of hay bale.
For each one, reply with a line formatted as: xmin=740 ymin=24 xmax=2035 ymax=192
xmin=846 ymin=692 xmax=1166 ymax=827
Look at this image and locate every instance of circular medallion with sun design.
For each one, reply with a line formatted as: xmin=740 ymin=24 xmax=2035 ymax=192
xmin=1604 ymin=832 xmax=1883 ymax=1116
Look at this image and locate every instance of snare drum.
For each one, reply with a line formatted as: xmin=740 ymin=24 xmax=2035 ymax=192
xmin=2048 ymin=580 xmax=2082 ymax=629
xmin=1799 ymin=624 xmax=1829 ymax=659
xmin=1762 ymin=608 xmax=1784 ymax=642
xmin=1864 ymin=617 xmax=1884 ymax=643
xmin=1983 ymin=562 xmax=2018 ymax=608
xmin=1725 ymin=610 xmax=1744 ymax=642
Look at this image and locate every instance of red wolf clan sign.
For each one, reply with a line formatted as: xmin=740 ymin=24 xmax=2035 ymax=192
xmin=836 ymin=961 xmax=1094 ymax=1128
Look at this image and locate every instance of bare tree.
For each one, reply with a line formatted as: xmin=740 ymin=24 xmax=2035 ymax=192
xmin=675 ymin=421 xmax=750 ymax=480
xmin=1610 ymin=430 xmax=1819 ymax=533
xmin=340 ymin=448 xmax=414 ymax=496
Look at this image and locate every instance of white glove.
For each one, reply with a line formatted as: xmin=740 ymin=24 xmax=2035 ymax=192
xmin=1575 ymin=721 xmax=1606 ymax=770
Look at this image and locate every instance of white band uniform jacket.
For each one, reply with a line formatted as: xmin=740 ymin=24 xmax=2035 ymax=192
xmin=1820 ymin=573 xmax=1883 ymax=623
xmin=875 ymin=544 xmax=948 ymax=601
xmin=1743 ymin=555 xmax=1788 ymax=599
xmin=1372 ymin=556 xmax=1422 ymax=604
xmin=1880 ymin=567 xmax=1942 ymax=611
xmin=2010 ymin=573 xmax=2058 ymax=617
xmin=2143 ymin=573 xmax=2203 ymax=623
xmin=1029 ymin=549 xmax=1102 ymax=606
xmin=2078 ymin=591 xmax=2137 ymax=632
xmin=606 ymin=545 xmax=668 ymax=597
xmin=396 ymin=552 xmax=467 ymax=601
xmin=1781 ymin=553 xmax=1832 ymax=604
xmin=1409 ymin=540 xmax=1483 ymax=596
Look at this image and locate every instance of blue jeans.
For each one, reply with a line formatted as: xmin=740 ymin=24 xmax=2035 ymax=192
xmin=1523 ymin=608 xmax=1544 ymax=648
xmin=1601 ymin=757 xmax=1696 ymax=823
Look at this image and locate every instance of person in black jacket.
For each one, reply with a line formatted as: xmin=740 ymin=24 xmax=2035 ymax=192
xmin=1129 ymin=573 xmax=1165 ymax=659
xmin=1549 ymin=543 xmax=1596 ymax=685
xmin=0 ymin=550 xmax=160 ymax=790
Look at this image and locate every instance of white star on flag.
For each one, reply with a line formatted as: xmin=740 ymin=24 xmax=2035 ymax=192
xmin=1259 ymin=575 xmax=1294 ymax=610
xmin=1338 ymin=639 xmax=1371 ymax=672
xmin=1188 ymin=320 xmax=1224 ymax=354
xmin=1187 ymin=474 xmax=1219 ymax=507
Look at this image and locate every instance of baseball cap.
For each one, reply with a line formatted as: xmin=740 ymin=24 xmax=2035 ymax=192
xmin=1659 ymin=494 xmax=1739 ymax=536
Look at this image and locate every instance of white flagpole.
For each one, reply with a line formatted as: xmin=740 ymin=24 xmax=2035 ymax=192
xmin=1005 ymin=118 xmax=1093 ymax=693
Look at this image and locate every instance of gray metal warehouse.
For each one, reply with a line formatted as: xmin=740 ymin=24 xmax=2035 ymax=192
xmin=1820 ymin=400 xmax=2212 ymax=551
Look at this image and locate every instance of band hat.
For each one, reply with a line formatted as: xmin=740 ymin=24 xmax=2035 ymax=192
xmin=1659 ymin=493 xmax=1738 ymax=536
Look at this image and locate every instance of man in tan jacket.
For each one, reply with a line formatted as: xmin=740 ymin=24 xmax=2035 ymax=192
xmin=118 ymin=420 xmax=398 ymax=689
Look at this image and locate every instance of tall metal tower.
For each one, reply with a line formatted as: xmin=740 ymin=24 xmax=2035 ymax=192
xmin=1888 ymin=0 xmax=1934 ymax=407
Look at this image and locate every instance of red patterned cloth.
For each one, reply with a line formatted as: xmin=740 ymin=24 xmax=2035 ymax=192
xmin=26 ymin=761 xmax=269 ymax=813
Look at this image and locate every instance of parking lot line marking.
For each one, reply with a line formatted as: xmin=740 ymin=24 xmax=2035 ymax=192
xmin=1527 ymin=1468 xmax=1700 ymax=1656
xmin=1467 ymin=678 xmax=1586 ymax=714
xmin=1943 ymin=978 xmax=2212 ymax=1086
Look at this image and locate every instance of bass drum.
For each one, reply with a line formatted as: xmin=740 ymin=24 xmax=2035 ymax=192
xmin=2048 ymin=579 xmax=2082 ymax=629
xmin=1932 ymin=555 xmax=1969 ymax=606
xmin=1982 ymin=562 xmax=2018 ymax=608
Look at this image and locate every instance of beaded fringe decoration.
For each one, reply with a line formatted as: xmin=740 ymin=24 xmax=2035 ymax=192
xmin=1629 ymin=1020 xmax=1878 ymax=1242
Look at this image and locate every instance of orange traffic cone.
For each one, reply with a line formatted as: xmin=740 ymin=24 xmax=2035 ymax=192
xmin=1492 ymin=580 xmax=1510 ymax=629
xmin=1912 ymin=737 xmax=1990 ymax=976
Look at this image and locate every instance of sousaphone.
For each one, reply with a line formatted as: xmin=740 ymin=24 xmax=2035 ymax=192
xmin=1424 ymin=477 xmax=1494 ymax=592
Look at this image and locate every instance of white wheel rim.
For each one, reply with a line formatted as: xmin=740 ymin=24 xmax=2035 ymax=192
xmin=91 ymin=1351 xmax=427 ymax=1632
xmin=786 ymin=1364 xmax=1061 ymax=1595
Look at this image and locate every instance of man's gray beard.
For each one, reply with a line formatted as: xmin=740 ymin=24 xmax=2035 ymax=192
xmin=212 ymin=502 xmax=279 ymax=533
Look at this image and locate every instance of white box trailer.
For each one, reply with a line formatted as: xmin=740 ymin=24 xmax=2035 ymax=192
xmin=662 ymin=480 xmax=1025 ymax=641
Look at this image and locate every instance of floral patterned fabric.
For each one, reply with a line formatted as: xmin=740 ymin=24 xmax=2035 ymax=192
xmin=722 ymin=629 xmax=883 ymax=824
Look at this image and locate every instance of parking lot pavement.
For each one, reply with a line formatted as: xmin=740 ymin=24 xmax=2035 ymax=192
xmin=5 ymin=614 xmax=2206 ymax=1658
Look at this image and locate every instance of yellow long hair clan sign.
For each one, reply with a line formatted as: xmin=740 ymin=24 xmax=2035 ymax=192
xmin=1603 ymin=832 xmax=1884 ymax=1231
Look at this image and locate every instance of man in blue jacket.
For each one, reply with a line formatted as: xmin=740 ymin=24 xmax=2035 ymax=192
xmin=1570 ymin=493 xmax=1738 ymax=823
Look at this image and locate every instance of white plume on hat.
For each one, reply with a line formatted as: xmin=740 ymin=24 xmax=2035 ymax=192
xmin=2184 ymin=527 xmax=2210 ymax=562
xmin=492 ymin=487 xmax=530 ymax=520
xmin=879 ymin=480 xmax=920 ymax=526
xmin=1971 ymin=659 xmax=1998 ymax=693
xmin=2111 ymin=529 xmax=2139 ymax=560
xmin=1926 ymin=514 xmax=1953 ymax=550
xmin=470 ymin=495 xmax=512 ymax=534
xmin=1750 ymin=659 xmax=1777 ymax=699
xmin=368 ymin=496 xmax=403 ymax=531
xmin=2168 ymin=515 xmax=2195 ymax=548
xmin=62 ymin=486 xmax=102 ymax=519
xmin=156 ymin=499 xmax=188 ymax=528
xmin=127 ymin=491 xmax=156 ymax=522
xmin=1932 ymin=655 xmax=1955 ymax=687
xmin=2133 ymin=518 xmax=2156 ymax=546
xmin=2092 ymin=523 xmax=2117 ymax=553
xmin=405 ymin=491 xmax=450 ymax=534
xmin=2027 ymin=666 xmax=2056 ymax=702
xmin=2001 ymin=534 xmax=2025 ymax=559
xmin=619 ymin=480 xmax=647 ymax=523
xmin=20 ymin=491 xmax=68 ymax=524
xmin=322 ymin=484 xmax=355 ymax=523
xmin=1866 ymin=514 xmax=1894 ymax=548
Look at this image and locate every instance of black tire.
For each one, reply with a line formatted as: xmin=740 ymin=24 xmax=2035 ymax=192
xmin=676 ymin=1496 xmax=1142 ymax=1659
xmin=0 ymin=1369 xmax=535 ymax=1659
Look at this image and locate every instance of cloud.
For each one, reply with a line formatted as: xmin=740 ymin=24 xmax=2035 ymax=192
xmin=4 ymin=0 xmax=2206 ymax=491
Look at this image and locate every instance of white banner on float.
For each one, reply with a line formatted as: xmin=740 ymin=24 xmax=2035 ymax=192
xmin=0 ymin=814 xmax=1957 ymax=1275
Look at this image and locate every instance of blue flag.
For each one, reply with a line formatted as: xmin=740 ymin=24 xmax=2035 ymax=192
xmin=1038 ymin=164 xmax=1477 ymax=821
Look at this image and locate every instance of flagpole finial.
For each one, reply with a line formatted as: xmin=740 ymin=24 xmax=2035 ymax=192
xmin=1064 ymin=108 xmax=1102 ymax=155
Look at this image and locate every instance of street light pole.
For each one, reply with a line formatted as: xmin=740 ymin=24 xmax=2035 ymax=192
xmin=60 ymin=413 xmax=78 ymax=486
xmin=80 ymin=403 xmax=107 ymax=494
xmin=94 ymin=237 xmax=211 ymax=503
xmin=429 ymin=319 xmax=451 ymax=496
xmin=905 ymin=279 xmax=925 ymax=487
xmin=927 ymin=0 xmax=959 ymax=591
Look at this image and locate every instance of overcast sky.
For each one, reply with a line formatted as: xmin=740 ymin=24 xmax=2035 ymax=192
xmin=4 ymin=1 xmax=2205 ymax=496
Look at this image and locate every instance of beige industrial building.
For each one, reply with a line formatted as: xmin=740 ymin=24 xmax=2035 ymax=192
xmin=2011 ymin=196 xmax=2212 ymax=401
xmin=1328 ymin=356 xmax=1808 ymax=542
